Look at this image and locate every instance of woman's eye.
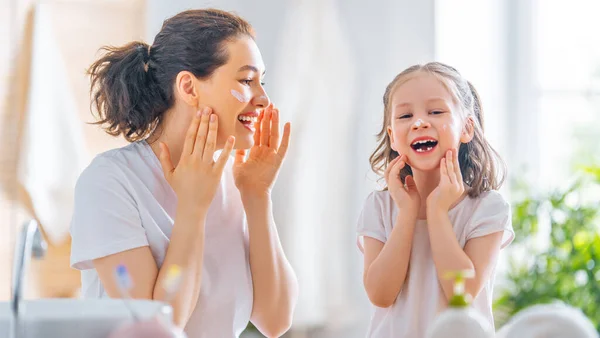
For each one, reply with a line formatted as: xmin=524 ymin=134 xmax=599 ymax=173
xmin=240 ymin=79 xmax=252 ymax=85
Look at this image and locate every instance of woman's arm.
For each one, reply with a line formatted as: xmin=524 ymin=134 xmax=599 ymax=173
xmin=362 ymin=212 xmax=417 ymax=308
xmin=243 ymin=193 xmax=298 ymax=338
xmin=93 ymin=206 xmax=206 ymax=327
xmin=93 ymin=109 xmax=234 ymax=328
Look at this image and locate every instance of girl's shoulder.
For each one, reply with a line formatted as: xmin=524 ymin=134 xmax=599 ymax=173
xmin=362 ymin=189 xmax=394 ymax=210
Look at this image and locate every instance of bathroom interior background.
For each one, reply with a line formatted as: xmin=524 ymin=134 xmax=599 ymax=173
xmin=1 ymin=0 xmax=599 ymax=337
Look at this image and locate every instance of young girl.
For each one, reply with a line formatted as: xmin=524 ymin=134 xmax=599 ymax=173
xmin=357 ymin=62 xmax=515 ymax=337
xmin=69 ymin=9 xmax=298 ymax=338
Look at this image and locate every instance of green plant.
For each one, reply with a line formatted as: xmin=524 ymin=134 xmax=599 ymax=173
xmin=493 ymin=166 xmax=600 ymax=331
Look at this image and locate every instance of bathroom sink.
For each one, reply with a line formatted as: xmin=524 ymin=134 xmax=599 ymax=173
xmin=0 ymin=298 xmax=172 ymax=338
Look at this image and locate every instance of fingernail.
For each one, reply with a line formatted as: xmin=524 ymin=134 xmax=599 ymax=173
xmin=203 ymin=108 xmax=211 ymax=116
xmin=210 ymin=114 xmax=216 ymax=122
xmin=196 ymin=110 xmax=202 ymax=117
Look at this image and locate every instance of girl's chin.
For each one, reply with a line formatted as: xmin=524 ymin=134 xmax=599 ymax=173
xmin=406 ymin=157 xmax=442 ymax=172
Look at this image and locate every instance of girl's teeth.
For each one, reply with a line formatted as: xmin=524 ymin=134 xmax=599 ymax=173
xmin=416 ymin=146 xmax=434 ymax=153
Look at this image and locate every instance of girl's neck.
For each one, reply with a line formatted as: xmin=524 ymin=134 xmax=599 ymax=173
xmin=411 ymin=168 xmax=440 ymax=219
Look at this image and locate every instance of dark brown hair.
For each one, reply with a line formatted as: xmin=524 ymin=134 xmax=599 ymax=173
xmin=88 ymin=9 xmax=255 ymax=142
xmin=369 ymin=62 xmax=506 ymax=197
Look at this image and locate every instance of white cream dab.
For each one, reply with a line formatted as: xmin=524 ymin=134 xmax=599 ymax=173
xmin=442 ymin=124 xmax=448 ymax=131
xmin=231 ymin=89 xmax=250 ymax=103
xmin=414 ymin=119 xmax=424 ymax=128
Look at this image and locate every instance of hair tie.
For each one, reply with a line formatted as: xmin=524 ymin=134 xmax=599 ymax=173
xmin=137 ymin=44 xmax=151 ymax=72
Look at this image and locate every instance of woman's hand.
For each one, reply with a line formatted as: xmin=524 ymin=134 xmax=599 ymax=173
xmin=233 ymin=104 xmax=291 ymax=196
xmin=158 ymin=107 xmax=235 ymax=213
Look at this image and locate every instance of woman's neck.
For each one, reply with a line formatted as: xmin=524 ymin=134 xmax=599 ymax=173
xmin=147 ymin=107 xmax=191 ymax=167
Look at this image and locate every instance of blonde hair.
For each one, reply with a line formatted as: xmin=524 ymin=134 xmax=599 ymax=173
xmin=369 ymin=62 xmax=506 ymax=197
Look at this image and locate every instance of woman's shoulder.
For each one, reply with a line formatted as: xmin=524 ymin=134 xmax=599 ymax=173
xmin=76 ymin=142 xmax=148 ymax=188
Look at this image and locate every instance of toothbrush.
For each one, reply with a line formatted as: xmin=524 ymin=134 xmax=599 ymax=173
xmin=153 ymin=264 xmax=184 ymax=319
xmin=115 ymin=264 xmax=141 ymax=322
xmin=162 ymin=265 xmax=183 ymax=302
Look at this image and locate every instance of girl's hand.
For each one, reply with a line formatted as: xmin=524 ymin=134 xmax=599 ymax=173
xmin=427 ymin=149 xmax=465 ymax=213
xmin=233 ymin=104 xmax=291 ymax=196
xmin=385 ymin=154 xmax=420 ymax=216
xmin=158 ymin=107 xmax=235 ymax=213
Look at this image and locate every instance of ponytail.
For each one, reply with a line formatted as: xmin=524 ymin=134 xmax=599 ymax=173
xmin=88 ymin=41 xmax=168 ymax=142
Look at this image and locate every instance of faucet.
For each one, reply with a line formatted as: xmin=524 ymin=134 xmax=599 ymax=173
xmin=10 ymin=220 xmax=47 ymax=338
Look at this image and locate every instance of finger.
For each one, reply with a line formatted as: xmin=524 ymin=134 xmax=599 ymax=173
xmin=215 ymin=136 xmax=235 ymax=172
xmin=390 ymin=154 xmax=406 ymax=179
xmin=445 ymin=150 xmax=456 ymax=185
xmin=453 ymin=148 xmax=463 ymax=182
xmin=384 ymin=156 xmax=402 ymax=182
xmin=404 ymin=175 xmax=417 ymax=192
xmin=253 ymin=110 xmax=263 ymax=146
xmin=277 ymin=122 xmax=292 ymax=159
xmin=270 ymin=108 xmax=280 ymax=149
xmin=260 ymin=105 xmax=272 ymax=146
xmin=158 ymin=142 xmax=174 ymax=180
xmin=182 ymin=110 xmax=202 ymax=157
xmin=234 ymin=149 xmax=246 ymax=165
xmin=193 ymin=107 xmax=211 ymax=157
xmin=440 ymin=158 xmax=450 ymax=184
xmin=202 ymin=114 xmax=218 ymax=163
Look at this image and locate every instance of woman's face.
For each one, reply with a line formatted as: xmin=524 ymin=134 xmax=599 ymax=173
xmin=195 ymin=36 xmax=269 ymax=149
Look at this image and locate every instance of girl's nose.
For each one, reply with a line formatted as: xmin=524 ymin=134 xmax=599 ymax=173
xmin=411 ymin=119 xmax=430 ymax=130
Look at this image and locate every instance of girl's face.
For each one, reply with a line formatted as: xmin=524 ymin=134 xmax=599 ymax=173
xmin=387 ymin=72 xmax=473 ymax=172
xmin=194 ymin=36 xmax=269 ymax=149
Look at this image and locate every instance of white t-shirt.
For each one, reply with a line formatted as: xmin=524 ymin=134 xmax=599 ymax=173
xmin=357 ymin=189 xmax=514 ymax=338
xmin=70 ymin=140 xmax=253 ymax=338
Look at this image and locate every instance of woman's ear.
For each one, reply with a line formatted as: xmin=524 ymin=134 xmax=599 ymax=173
xmin=174 ymin=70 xmax=200 ymax=107
xmin=387 ymin=126 xmax=397 ymax=151
xmin=460 ymin=116 xmax=475 ymax=143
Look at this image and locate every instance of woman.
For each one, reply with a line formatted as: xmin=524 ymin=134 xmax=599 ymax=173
xmin=70 ymin=9 xmax=298 ymax=338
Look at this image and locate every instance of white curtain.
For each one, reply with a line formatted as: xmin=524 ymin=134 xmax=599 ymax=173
xmin=17 ymin=3 xmax=89 ymax=244
xmin=269 ymin=0 xmax=357 ymax=328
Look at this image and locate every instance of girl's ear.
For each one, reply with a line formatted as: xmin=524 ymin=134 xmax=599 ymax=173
xmin=387 ymin=126 xmax=397 ymax=151
xmin=460 ymin=117 xmax=475 ymax=143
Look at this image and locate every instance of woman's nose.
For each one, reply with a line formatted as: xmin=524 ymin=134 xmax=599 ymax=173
xmin=251 ymin=88 xmax=270 ymax=108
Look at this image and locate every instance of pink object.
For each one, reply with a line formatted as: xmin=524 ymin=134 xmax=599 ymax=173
xmin=108 ymin=318 xmax=176 ymax=338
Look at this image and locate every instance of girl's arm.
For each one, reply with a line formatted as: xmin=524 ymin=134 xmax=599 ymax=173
xmin=426 ymin=150 xmax=505 ymax=302
xmin=363 ymin=211 xmax=417 ymax=308
xmin=426 ymin=209 xmax=503 ymax=301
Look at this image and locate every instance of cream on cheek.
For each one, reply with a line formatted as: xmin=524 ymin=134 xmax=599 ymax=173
xmin=230 ymin=89 xmax=250 ymax=103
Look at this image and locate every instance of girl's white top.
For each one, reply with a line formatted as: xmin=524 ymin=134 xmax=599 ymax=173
xmin=70 ymin=141 xmax=253 ymax=338
xmin=357 ymin=189 xmax=514 ymax=338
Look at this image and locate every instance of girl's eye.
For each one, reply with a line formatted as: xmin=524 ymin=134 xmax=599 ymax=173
xmin=399 ymin=114 xmax=412 ymax=119
xmin=431 ymin=110 xmax=445 ymax=115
